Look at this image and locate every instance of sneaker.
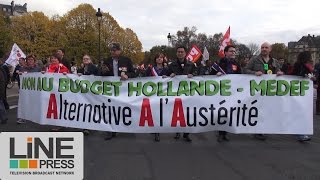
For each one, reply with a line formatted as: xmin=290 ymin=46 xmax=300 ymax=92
xmin=223 ymin=135 xmax=230 ymax=141
xmin=16 ymin=119 xmax=26 ymax=124
xmin=104 ymin=135 xmax=113 ymax=141
xmin=217 ymin=134 xmax=230 ymax=142
xmin=217 ymin=134 xmax=224 ymax=142
xmin=183 ymin=133 xmax=192 ymax=142
xmin=217 ymin=134 xmax=229 ymax=142
xmin=298 ymin=135 xmax=311 ymax=142
xmin=174 ymin=133 xmax=180 ymax=139
xmin=104 ymin=132 xmax=116 ymax=141
xmin=83 ymin=129 xmax=90 ymax=136
xmin=154 ymin=133 xmax=160 ymax=142
xmin=113 ymin=132 xmax=117 ymax=137
xmin=254 ymin=134 xmax=267 ymax=141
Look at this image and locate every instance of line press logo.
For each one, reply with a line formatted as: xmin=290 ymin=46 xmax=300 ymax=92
xmin=0 ymin=132 xmax=83 ymax=180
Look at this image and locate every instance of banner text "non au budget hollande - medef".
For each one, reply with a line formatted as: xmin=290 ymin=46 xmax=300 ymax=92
xmin=21 ymin=77 xmax=310 ymax=97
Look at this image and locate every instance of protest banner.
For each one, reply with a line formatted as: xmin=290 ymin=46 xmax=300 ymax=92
xmin=18 ymin=73 xmax=313 ymax=134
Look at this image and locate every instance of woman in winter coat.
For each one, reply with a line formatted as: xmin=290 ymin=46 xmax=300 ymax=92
xmin=292 ymin=51 xmax=315 ymax=142
xmin=145 ymin=53 xmax=169 ymax=142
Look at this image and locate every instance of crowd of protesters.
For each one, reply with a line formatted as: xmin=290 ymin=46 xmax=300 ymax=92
xmin=0 ymin=42 xmax=318 ymax=143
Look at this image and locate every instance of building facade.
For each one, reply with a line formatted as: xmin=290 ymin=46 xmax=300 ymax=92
xmin=0 ymin=1 xmax=27 ymax=16
xmin=288 ymin=34 xmax=320 ymax=65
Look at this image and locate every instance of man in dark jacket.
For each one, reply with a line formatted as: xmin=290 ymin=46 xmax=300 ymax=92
xmin=278 ymin=57 xmax=289 ymax=75
xmin=199 ymin=59 xmax=217 ymax=75
xmin=101 ymin=43 xmax=135 ymax=140
xmin=168 ymin=46 xmax=195 ymax=142
xmin=101 ymin=43 xmax=135 ymax=78
xmin=57 ymin=48 xmax=71 ymax=71
xmin=216 ymin=45 xmax=241 ymax=142
xmin=12 ymin=58 xmax=26 ymax=87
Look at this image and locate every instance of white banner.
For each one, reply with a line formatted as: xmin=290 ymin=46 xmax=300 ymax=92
xmin=18 ymin=73 xmax=313 ymax=134
xmin=5 ymin=43 xmax=26 ymax=67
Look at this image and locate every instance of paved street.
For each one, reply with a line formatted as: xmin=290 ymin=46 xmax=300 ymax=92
xmin=1 ymin=85 xmax=320 ymax=180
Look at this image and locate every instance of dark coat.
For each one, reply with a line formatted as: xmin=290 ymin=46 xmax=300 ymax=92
xmin=101 ymin=56 xmax=135 ymax=78
xmin=61 ymin=57 xmax=71 ymax=71
xmin=20 ymin=66 xmax=42 ymax=73
xmin=167 ymin=59 xmax=196 ymax=76
xmin=280 ymin=63 xmax=289 ymax=75
xmin=0 ymin=66 xmax=6 ymax=100
xmin=12 ymin=65 xmax=22 ymax=82
xmin=199 ymin=65 xmax=218 ymax=75
xmin=292 ymin=63 xmax=313 ymax=77
xmin=77 ymin=63 xmax=99 ymax=75
xmin=145 ymin=65 xmax=169 ymax=77
xmin=1 ymin=64 xmax=10 ymax=84
xmin=219 ymin=57 xmax=242 ymax=74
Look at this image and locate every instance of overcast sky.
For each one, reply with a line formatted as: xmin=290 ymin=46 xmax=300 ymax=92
xmin=4 ymin=0 xmax=320 ymax=50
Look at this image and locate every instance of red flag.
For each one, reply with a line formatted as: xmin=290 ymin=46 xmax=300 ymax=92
xmin=186 ymin=45 xmax=202 ymax=63
xmin=218 ymin=26 xmax=231 ymax=58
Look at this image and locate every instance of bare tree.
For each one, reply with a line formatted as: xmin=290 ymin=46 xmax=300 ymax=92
xmin=247 ymin=43 xmax=260 ymax=56
xmin=235 ymin=43 xmax=251 ymax=60
xmin=171 ymin=26 xmax=198 ymax=49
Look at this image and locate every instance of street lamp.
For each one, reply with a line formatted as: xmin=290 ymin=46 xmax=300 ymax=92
xmin=96 ymin=8 xmax=103 ymax=63
xmin=167 ymin=33 xmax=171 ymax=47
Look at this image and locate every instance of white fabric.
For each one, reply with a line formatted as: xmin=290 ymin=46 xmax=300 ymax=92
xmin=18 ymin=73 xmax=313 ymax=134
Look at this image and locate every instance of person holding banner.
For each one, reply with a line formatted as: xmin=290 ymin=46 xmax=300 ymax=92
xmin=19 ymin=55 xmax=42 ymax=73
xmin=12 ymin=58 xmax=27 ymax=88
xmin=244 ymin=42 xmax=283 ymax=141
xmin=244 ymin=42 xmax=282 ymax=76
xmin=101 ymin=43 xmax=135 ymax=78
xmin=145 ymin=53 xmax=169 ymax=142
xmin=45 ymin=53 xmax=70 ymax=74
xmin=168 ymin=46 xmax=195 ymax=142
xmin=315 ymin=60 xmax=320 ymax=115
xmin=76 ymin=54 xmax=99 ymax=135
xmin=77 ymin=54 xmax=99 ymax=76
xmin=70 ymin=62 xmax=78 ymax=74
xmin=16 ymin=55 xmax=42 ymax=124
xmin=57 ymin=48 xmax=71 ymax=71
xmin=214 ymin=45 xmax=242 ymax=142
xmin=101 ymin=43 xmax=136 ymax=140
xmin=42 ymin=53 xmax=70 ymax=131
xmin=292 ymin=51 xmax=315 ymax=142
xmin=199 ymin=59 xmax=217 ymax=75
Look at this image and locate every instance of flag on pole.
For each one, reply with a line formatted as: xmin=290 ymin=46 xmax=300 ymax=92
xmin=151 ymin=67 xmax=158 ymax=76
xmin=201 ymin=47 xmax=209 ymax=66
xmin=212 ymin=62 xmax=226 ymax=74
xmin=186 ymin=45 xmax=202 ymax=63
xmin=218 ymin=26 xmax=231 ymax=58
xmin=5 ymin=43 xmax=26 ymax=67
